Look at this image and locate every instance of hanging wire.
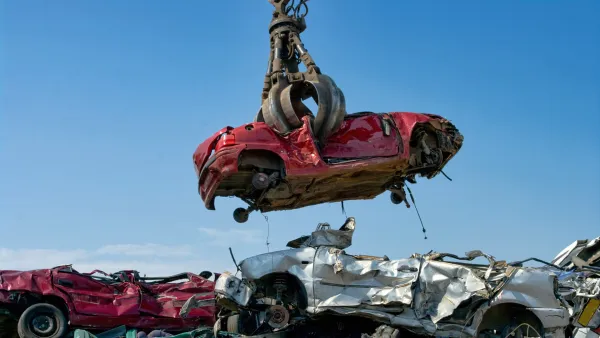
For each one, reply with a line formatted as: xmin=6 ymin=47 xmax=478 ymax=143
xmin=262 ymin=213 xmax=271 ymax=253
xmin=440 ymin=170 xmax=453 ymax=181
xmin=406 ymin=186 xmax=428 ymax=240
xmin=262 ymin=212 xmax=276 ymax=272
xmin=341 ymin=201 xmax=348 ymax=219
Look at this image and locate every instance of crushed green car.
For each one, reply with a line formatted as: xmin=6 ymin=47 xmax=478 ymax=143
xmin=71 ymin=325 xmax=279 ymax=338
xmin=72 ymin=326 xmax=215 ymax=338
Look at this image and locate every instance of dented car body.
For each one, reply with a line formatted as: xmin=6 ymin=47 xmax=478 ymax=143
xmin=210 ymin=218 xmax=569 ymax=337
xmin=552 ymin=237 xmax=600 ymax=337
xmin=0 ymin=266 xmax=216 ymax=332
xmin=193 ymin=112 xmax=463 ymax=223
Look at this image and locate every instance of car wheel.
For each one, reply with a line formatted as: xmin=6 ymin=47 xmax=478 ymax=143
xmin=390 ymin=192 xmax=405 ymax=205
xmin=251 ymin=172 xmax=270 ymax=190
xmin=17 ymin=303 xmax=68 ymax=338
xmin=233 ymin=208 xmax=249 ymax=223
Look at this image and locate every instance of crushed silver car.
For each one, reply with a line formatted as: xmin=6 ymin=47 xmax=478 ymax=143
xmin=207 ymin=217 xmax=569 ymax=338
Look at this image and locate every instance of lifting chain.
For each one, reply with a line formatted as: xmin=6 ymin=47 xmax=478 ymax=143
xmin=256 ymin=0 xmax=346 ymax=144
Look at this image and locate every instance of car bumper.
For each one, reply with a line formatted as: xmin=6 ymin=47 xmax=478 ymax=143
xmin=198 ymin=145 xmax=245 ymax=210
xmin=214 ymin=272 xmax=252 ymax=310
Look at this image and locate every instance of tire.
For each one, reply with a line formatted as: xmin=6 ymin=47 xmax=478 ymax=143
xmin=17 ymin=303 xmax=68 ymax=338
xmin=390 ymin=192 xmax=404 ymax=205
xmin=233 ymin=208 xmax=249 ymax=223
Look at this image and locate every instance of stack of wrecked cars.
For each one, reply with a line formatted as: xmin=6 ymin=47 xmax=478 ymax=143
xmin=205 ymin=217 xmax=579 ymax=338
xmin=3 ymin=233 xmax=598 ymax=338
xmin=0 ymin=266 xmax=216 ymax=337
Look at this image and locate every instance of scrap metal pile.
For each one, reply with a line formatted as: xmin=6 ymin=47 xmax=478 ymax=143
xmin=1 ymin=225 xmax=599 ymax=338
xmin=1 ymin=1 xmax=598 ymax=338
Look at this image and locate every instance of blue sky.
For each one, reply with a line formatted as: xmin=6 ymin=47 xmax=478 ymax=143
xmin=1 ymin=0 xmax=599 ymax=275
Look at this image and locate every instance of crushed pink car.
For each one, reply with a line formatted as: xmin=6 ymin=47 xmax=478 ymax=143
xmin=0 ymin=265 xmax=216 ymax=337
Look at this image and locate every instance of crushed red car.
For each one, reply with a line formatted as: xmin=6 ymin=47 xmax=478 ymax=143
xmin=0 ymin=265 xmax=216 ymax=337
xmin=193 ymin=111 xmax=463 ymax=223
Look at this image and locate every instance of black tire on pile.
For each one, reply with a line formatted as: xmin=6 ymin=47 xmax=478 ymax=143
xmin=17 ymin=303 xmax=68 ymax=338
xmin=370 ymin=325 xmax=401 ymax=338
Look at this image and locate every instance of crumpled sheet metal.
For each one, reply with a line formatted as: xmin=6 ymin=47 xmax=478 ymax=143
xmin=561 ymin=273 xmax=600 ymax=299
xmin=239 ymin=232 xmax=491 ymax=323
xmin=213 ymin=271 xmax=253 ymax=310
xmin=412 ymin=260 xmax=489 ymax=322
xmin=286 ymin=217 xmax=356 ymax=250
xmin=1 ymin=266 xmax=215 ymax=331
xmin=212 ymin=218 xmax=571 ymax=336
xmin=0 ymin=268 xmax=57 ymax=305
xmin=553 ymin=237 xmax=600 ymax=269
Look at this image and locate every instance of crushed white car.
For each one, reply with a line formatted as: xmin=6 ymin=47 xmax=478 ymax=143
xmin=210 ymin=217 xmax=569 ymax=338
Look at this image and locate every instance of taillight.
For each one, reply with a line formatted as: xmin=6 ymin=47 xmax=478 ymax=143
xmin=593 ymin=327 xmax=600 ymax=335
xmin=221 ymin=133 xmax=236 ymax=146
xmin=215 ymin=133 xmax=236 ymax=151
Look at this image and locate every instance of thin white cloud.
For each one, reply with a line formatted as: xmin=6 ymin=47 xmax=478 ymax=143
xmin=96 ymin=243 xmax=193 ymax=257
xmin=0 ymin=244 xmax=224 ymax=276
xmin=198 ymin=227 xmax=264 ymax=246
xmin=0 ymin=248 xmax=91 ymax=269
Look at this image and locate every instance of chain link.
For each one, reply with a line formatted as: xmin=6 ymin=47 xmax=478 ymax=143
xmin=284 ymin=0 xmax=309 ymax=20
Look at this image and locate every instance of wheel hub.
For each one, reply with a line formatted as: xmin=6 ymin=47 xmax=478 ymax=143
xmin=31 ymin=314 xmax=55 ymax=335
xmin=252 ymin=172 xmax=270 ymax=190
xmin=266 ymin=304 xmax=290 ymax=328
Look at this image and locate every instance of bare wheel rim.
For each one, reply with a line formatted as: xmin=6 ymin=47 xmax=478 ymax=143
xmin=30 ymin=314 xmax=56 ymax=336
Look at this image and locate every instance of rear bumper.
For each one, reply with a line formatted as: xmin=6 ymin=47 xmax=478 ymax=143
xmin=198 ymin=145 xmax=245 ymax=210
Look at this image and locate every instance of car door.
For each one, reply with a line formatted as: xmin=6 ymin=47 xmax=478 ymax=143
xmin=52 ymin=267 xmax=140 ymax=317
xmin=319 ymin=113 xmax=400 ymax=160
xmin=312 ymin=247 xmax=418 ymax=310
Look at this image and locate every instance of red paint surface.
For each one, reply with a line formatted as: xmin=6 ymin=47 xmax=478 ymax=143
xmin=193 ymin=112 xmax=450 ymax=210
xmin=0 ymin=266 xmax=215 ymax=331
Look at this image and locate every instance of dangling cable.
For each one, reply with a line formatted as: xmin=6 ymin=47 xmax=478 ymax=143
xmin=406 ymin=186 xmax=427 ymax=240
xmin=440 ymin=170 xmax=453 ymax=181
xmin=262 ymin=213 xmax=271 ymax=252
xmin=341 ymin=201 xmax=347 ymax=218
